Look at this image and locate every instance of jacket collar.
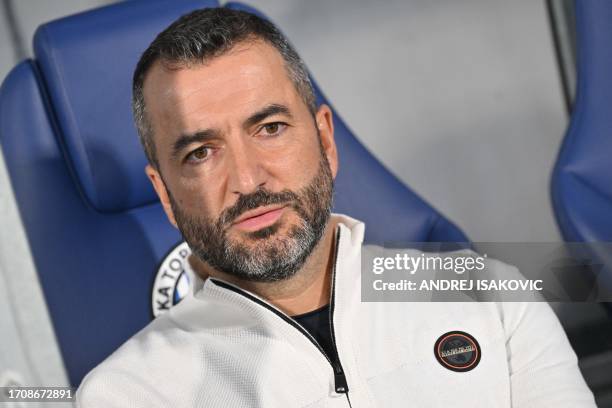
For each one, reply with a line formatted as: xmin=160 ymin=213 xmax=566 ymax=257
xmin=193 ymin=212 xmax=364 ymax=296
xmin=169 ymin=213 xmax=365 ymax=332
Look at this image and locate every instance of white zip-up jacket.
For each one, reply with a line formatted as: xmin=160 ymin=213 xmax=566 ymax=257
xmin=77 ymin=214 xmax=596 ymax=407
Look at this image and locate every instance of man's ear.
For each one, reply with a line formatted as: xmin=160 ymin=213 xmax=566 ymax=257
xmin=315 ymin=104 xmax=338 ymax=179
xmin=145 ymin=164 xmax=178 ymax=228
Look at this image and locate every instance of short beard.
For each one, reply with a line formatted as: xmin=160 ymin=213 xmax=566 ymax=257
xmin=168 ymin=151 xmax=334 ymax=283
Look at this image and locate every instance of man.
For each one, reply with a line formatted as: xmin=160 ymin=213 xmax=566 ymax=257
xmin=77 ymin=8 xmax=595 ymax=407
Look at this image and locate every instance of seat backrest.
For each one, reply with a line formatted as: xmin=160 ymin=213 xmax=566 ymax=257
xmin=551 ymin=0 xmax=612 ymax=243
xmin=0 ymin=0 xmax=466 ymax=386
xmin=550 ymin=1 xmax=612 ymax=289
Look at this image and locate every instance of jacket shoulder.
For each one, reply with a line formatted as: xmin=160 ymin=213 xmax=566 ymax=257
xmin=76 ymin=295 xmax=215 ymax=407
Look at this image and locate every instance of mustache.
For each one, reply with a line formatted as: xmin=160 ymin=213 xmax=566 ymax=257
xmin=219 ymin=188 xmax=300 ymax=226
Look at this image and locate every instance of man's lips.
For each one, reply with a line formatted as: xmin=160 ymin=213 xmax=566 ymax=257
xmin=232 ymin=205 xmax=287 ymax=232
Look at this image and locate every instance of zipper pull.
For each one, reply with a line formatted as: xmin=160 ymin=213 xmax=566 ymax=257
xmin=334 ymin=365 xmax=349 ymax=394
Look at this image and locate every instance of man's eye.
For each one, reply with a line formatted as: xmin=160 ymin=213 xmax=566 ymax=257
xmin=260 ymin=122 xmax=286 ymax=136
xmin=186 ymin=146 xmax=210 ymax=163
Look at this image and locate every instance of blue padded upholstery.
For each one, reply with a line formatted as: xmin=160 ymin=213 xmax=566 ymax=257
xmin=550 ymin=1 xmax=612 ymax=278
xmin=0 ymin=0 xmax=220 ymax=386
xmin=0 ymin=0 xmax=466 ymax=386
xmin=32 ymin=0 xmax=222 ymax=213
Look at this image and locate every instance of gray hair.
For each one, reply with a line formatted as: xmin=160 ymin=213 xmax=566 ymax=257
xmin=132 ymin=7 xmax=317 ymax=170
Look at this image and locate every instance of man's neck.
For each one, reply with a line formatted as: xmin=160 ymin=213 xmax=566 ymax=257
xmin=189 ymin=219 xmax=338 ymax=316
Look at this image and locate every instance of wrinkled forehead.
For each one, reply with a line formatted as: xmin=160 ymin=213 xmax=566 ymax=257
xmin=142 ymin=40 xmax=301 ymax=139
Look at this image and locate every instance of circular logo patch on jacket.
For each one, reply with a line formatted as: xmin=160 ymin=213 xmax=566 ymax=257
xmin=434 ymin=331 xmax=481 ymax=372
xmin=151 ymin=242 xmax=195 ymax=318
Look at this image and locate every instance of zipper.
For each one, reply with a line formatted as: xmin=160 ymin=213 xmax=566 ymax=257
xmin=209 ymin=228 xmax=352 ymax=406
xmin=327 ymin=229 xmax=353 ymax=406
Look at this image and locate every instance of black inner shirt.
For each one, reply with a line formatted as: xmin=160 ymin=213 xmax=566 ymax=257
xmin=291 ymin=304 xmax=340 ymax=367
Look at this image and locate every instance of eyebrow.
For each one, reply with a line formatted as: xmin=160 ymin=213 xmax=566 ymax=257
xmin=243 ymin=103 xmax=293 ymax=129
xmin=170 ymin=129 xmax=218 ymax=162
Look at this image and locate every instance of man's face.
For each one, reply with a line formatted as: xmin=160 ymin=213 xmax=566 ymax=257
xmin=143 ymin=40 xmax=338 ymax=282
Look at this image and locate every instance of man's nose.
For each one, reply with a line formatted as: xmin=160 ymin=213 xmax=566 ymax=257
xmin=226 ymin=140 xmax=267 ymax=195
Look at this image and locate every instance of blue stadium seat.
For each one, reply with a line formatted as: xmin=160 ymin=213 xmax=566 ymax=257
xmin=0 ymin=0 xmax=467 ymax=386
xmin=550 ymin=1 xmax=612 ymax=285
